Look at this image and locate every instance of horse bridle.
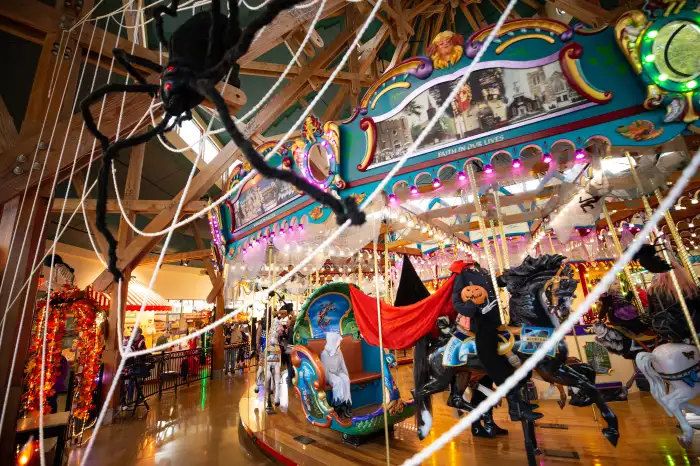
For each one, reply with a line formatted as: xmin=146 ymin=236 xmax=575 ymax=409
xmin=544 ymin=261 xmax=570 ymax=310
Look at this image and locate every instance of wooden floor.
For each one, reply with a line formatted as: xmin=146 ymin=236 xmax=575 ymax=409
xmin=240 ymin=366 xmax=700 ymax=465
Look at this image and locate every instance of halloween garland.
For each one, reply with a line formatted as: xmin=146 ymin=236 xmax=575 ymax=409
xmin=21 ymin=287 xmax=105 ymax=419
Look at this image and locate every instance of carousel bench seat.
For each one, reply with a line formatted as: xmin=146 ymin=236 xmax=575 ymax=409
xmin=304 ymin=336 xmax=381 ymax=387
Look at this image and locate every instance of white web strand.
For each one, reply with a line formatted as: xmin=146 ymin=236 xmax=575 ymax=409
xmin=0 ymin=30 xmax=69 ymax=313
xmin=111 ymin=0 xmax=382 ymax=239
xmin=400 ymin=149 xmax=700 ymax=466
xmin=5 ymin=10 xmax=127 ymax=461
xmin=0 ymin=31 xmax=77 ymax=433
xmin=81 ymin=151 xmax=206 ymax=465
xmin=0 ymin=11 xmax=156 ymax=432
xmin=86 ymin=0 xmax=513 ymax=363
xmin=14 ymin=0 xmax=599 ymax=464
xmin=98 ymin=0 xmax=512 ymax=362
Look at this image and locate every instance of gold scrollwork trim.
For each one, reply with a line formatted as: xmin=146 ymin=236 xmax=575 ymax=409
xmin=370 ymin=82 xmax=411 ymax=110
xmin=495 ymin=33 xmax=555 ymax=54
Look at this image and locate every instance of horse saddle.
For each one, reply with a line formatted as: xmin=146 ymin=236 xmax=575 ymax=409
xmin=610 ymin=325 xmax=656 ymax=342
xmin=266 ymin=345 xmax=281 ymax=363
xmin=441 ymin=329 xmax=515 ymax=367
xmin=516 ymin=326 xmax=558 ymax=358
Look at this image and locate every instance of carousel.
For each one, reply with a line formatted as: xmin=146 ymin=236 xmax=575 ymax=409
xmin=219 ymin=5 xmax=700 ymax=465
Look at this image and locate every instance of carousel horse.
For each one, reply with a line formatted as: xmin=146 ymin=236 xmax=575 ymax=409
xmin=255 ymin=318 xmax=283 ymax=413
xmin=413 ymin=255 xmax=620 ymax=451
xmin=636 ymin=343 xmax=700 ymax=448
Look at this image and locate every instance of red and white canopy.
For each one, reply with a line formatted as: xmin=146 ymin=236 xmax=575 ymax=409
xmin=88 ymin=280 xmax=172 ymax=312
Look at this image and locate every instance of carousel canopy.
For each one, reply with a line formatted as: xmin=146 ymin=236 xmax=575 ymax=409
xmin=88 ymin=280 xmax=172 ymax=312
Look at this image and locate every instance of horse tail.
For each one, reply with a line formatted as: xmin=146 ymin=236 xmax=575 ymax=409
xmin=636 ymin=351 xmax=671 ymax=416
xmin=414 ymin=334 xmax=433 ymax=440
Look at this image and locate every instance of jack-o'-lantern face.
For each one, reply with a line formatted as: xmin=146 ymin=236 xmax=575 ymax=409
xmin=461 ymin=285 xmax=488 ymax=305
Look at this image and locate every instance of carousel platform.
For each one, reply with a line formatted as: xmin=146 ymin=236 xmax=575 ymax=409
xmin=239 ymin=366 xmax=700 ymax=466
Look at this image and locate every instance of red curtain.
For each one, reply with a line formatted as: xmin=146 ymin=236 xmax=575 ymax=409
xmin=350 ymin=276 xmax=457 ymax=350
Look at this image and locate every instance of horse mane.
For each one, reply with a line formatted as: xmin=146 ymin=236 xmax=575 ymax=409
xmin=501 ymin=254 xmax=577 ymax=326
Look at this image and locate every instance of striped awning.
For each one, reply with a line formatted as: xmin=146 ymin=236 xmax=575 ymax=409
xmin=88 ymin=280 xmax=172 ymax=312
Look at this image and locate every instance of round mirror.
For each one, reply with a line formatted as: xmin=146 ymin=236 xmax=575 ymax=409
xmin=653 ymin=20 xmax=700 ymax=82
xmin=307 ymin=143 xmax=330 ymax=183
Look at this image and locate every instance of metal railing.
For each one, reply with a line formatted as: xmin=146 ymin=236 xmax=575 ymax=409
xmin=119 ymin=346 xmax=213 ymax=410
xmin=223 ymin=342 xmax=258 ymax=373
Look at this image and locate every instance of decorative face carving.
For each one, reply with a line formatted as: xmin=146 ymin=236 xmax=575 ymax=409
xmin=461 ymin=285 xmax=488 ymax=305
xmin=427 ymin=31 xmax=465 ymax=70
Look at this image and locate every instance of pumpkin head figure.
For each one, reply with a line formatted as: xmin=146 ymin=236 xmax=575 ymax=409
xmin=461 ymin=285 xmax=488 ymax=305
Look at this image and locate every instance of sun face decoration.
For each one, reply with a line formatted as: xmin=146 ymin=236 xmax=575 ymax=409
xmin=427 ymin=31 xmax=465 ymax=70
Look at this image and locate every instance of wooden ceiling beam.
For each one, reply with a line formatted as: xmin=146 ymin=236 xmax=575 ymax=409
xmin=421 ymin=186 xmax=560 ymax=220
xmin=243 ymin=25 xmax=357 ymax=135
xmin=367 ymin=0 xmax=414 ymax=39
xmin=0 ymin=97 xmax=18 ymax=154
xmin=51 ymin=199 xmax=209 ymax=214
xmin=545 ymin=0 xmax=611 ymax=27
xmin=409 ymin=0 xmax=440 ymax=20
xmin=139 ymin=249 xmax=211 ymax=266
xmin=239 ymin=0 xmax=349 ymax=65
xmin=239 ymin=62 xmax=374 ymax=86
xmin=459 ymin=3 xmax=479 ymax=31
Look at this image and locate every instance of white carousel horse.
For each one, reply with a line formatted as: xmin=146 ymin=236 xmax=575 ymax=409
xmin=255 ymin=318 xmax=283 ymax=411
xmin=636 ymin=343 xmax=700 ymax=448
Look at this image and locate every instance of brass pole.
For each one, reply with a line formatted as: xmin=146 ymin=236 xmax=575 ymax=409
xmin=263 ymin=246 xmax=273 ymax=425
xmin=466 ymin=164 xmax=505 ymax=324
xmin=494 ymin=186 xmax=510 ymax=269
xmin=372 ymin=222 xmax=391 ymax=466
xmin=655 ymin=188 xmax=700 ymax=286
xmin=384 ymin=230 xmax=390 ymax=303
xmin=623 ymin=152 xmax=700 ymax=352
xmin=358 ymin=252 xmax=363 ymax=288
xmin=489 ymin=219 xmax=504 ymax=273
xmin=602 ymin=203 xmax=645 ymax=314
xmin=546 ymin=230 xmax=556 ymax=254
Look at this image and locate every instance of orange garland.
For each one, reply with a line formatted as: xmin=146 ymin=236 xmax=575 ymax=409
xmin=21 ymin=287 xmax=105 ymax=418
xmin=22 ymin=293 xmax=68 ymax=414
xmin=71 ymin=299 xmax=103 ymax=420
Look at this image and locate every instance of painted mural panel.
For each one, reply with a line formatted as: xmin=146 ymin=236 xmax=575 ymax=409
xmin=370 ymin=56 xmax=591 ymax=169
xmin=233 ymin=174 xmax=300 ymax=230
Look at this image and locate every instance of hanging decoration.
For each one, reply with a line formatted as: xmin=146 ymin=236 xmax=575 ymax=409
xmin=21 ymin=286 xmax=105 ymax=417
xmin=22 ymin=289 xmax=71 ymax=414
xmin=71 ymin=297 xmax=105 ymax=421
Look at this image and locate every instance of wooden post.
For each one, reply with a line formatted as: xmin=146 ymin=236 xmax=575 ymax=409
xmin=100 ymin=143 xmax=143 ymax=418
xmin=0 ymin=195 xmax=50 ymax=460
xmin=102 ymin=271 xmax=129 ymax=420
xmin=213 ymin=289 xmax=226 ymax=375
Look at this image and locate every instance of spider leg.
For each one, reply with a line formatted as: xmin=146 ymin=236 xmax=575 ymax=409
xmin=197 ymin=81 xmax=365 ymax=227
xmin=223 ymin=0 xmax=242 ymax=88
xmin=206 ymin=0 xmax=224 ymax=69
xmin=80 ymin=82 xmax=161 ymax=281
xmin=113 ymin=49 xmax=164 ymax=85
xmin=235 ymin=0 xmax=306 ymax=58
xmin=81 ymin=83 xmax=160 ymax=149
xmin=200 ymin=0 xmax=305 ymax=81
xmin=152 ymin=0 xmax=180 ymax=50
xmin=226 ymin=0 xmax=241 ymax=47
xmin=97 ymin=119 xmax=169 ymax=282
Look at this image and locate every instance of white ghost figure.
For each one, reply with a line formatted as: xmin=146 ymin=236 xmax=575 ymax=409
xmin=320 ymin=332 xmax=352 ymax=405
xmin=551 ymin=172 xmax=609 ymax=244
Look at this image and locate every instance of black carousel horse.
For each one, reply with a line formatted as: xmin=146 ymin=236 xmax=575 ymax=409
xmin=409 ymin=254 xmax=619 ymax=464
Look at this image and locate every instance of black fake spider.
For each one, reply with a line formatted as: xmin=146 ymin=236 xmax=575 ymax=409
xmin=81 ymin=0 xmax=365 ymax=282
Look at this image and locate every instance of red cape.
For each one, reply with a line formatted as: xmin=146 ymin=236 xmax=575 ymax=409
xmin=351 ymin=261 xmax=468 ymax=349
